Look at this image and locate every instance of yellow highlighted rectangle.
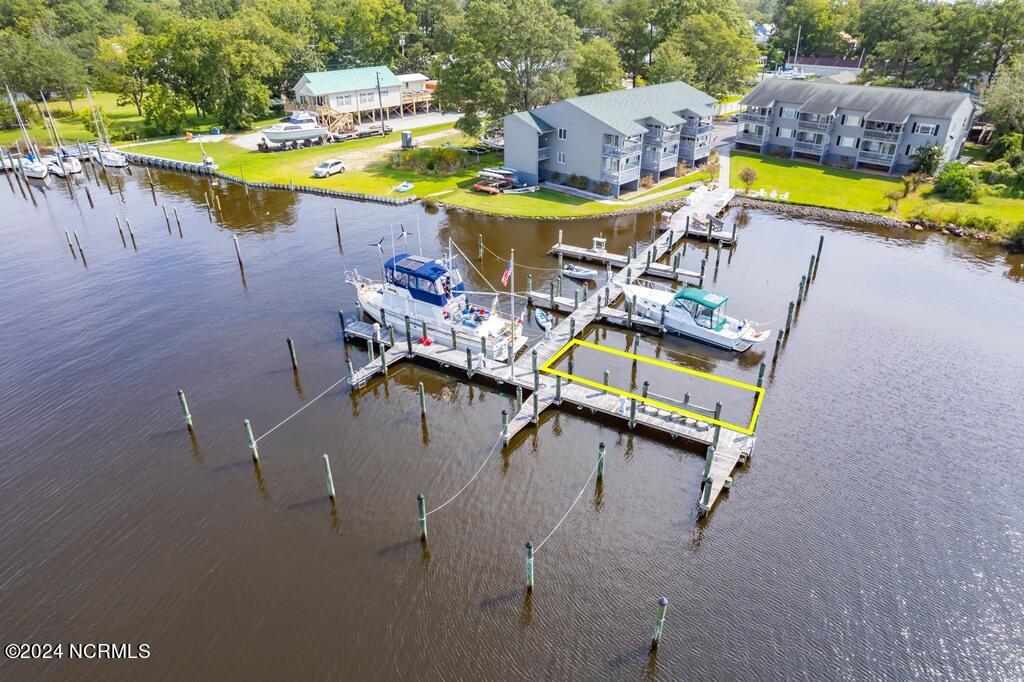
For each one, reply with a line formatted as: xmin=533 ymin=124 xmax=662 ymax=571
xmin=539 ymin=338 xmax=764 ymax=435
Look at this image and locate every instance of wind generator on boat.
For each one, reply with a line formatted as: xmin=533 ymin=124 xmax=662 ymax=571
xmin=346 ymin=248 xmax=526 ymax=362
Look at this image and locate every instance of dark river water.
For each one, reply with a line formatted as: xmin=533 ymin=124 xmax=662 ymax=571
xmin=1 ymin=168 xmax=1022 ymax=681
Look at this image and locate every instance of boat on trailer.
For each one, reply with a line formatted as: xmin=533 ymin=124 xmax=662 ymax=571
xmin=622 ymin=282 xmax=771 ymax=352
xmin=347 ymin=253 xmax=527 ymax=362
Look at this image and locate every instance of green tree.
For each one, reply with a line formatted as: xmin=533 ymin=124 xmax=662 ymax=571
xmin=983 ymin=55 xmax=1024 ymax=134
xmin=219 ymin=39 xmax=276 ymax=128
xmin=738 ymin=166 xmax=757 ymax=192
xmin=774 ymin=0 xmax=852 ymax=59
xmin=926 ymin=1 xmax=988 ymax=90
xmin=610 ymin=0 xmax=653 ymax=87
xmin=980 ymin=0 xmax=1024 ymax=85
xmin=94 ymin=29 xmax=153 ymax=116
xmin=647 ymin=40 xmax=696 ymax=84
xmin=676 ymin=13 xmax=757 ymax=97
xmin=142 ymin=83 xmax=190 ymax=135
xmin=554 ymin=0 xmax=611 ymax=34
xmin=436 ymin=0 xmax=580 ymax=120
xmin=575 ymin=38 xmax=623 ymax=95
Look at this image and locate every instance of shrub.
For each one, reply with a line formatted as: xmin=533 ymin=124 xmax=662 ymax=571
xmin=676 ymin=161 xmax=690 ymax=175
xmin=1 ymin=99 xmax=40 ymax=129
xmin=911 ymin=145 xmax=944 ymax=175
xmin=387 ymin=146 xmax=473 ymax=174
xmin=884 ymin=189 xmax=903 ymax=211
xmin=933 ymin=162 xmax=979 ymax=201
xmin=1009 ymin=222 xmax=1024 ymax=251
xmin=986 ymin=132 xmax=1023 ymax=161
xmin=639 ymin=174 xmax=656 ymax=190
xmin=738 ymin=166 xmax=757 ymax=192
xmin=568 ymin=174 xmax=590 ymax=190
xmin=1005 ymin=149 xmax=1024 ymax=169
xmin=548 ymin=171 xmax=560 ymax=184
xmin=595 ymin=181 xmax=612 ymax=196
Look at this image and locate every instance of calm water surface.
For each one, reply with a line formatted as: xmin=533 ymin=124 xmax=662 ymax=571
xmin=0 ymin=168 xmax=1022 ymax=680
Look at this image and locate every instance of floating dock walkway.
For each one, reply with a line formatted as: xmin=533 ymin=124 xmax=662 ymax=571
xmin=342 ymin=181 xmax=753 ymax=518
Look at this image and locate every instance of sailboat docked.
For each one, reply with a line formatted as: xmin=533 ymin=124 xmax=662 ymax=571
xmin=85 ymin=89 xmax=128 ymax=168
xmin=622 ymin=281 xmax=771 ymax=352
xmin=4 ymin=86 xmax=48 ymax=180
xmin=346 ymin=253 xmax=527 ymax=362
xmin=39 ymin=91 xmax=82 ymax=176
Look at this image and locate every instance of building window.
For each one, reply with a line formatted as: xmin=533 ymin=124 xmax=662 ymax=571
xmin=837 ymin=136 xmax=858 ymax=148
xmin=359 ymin=92 xmax=375 ymax=105
xmin=777 ymin=127 xmax=795 ymax=139
xmin=558 ymin=128 xmax=567 ymax=140
xmin=914 ymin=123 xmax=938 ymax=135
xmin=780 ymin=107 xmax=798 ymax=119
xmin=337 ymin=94 xmax=352 ymax=106
xmin=842 ymin=115 xmax=862 ymax=127
xmin=556 ymin=151 xmax=566 ymax=164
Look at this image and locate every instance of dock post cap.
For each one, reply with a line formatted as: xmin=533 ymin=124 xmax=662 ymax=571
xmin=525 ymin=541 xmax=533 ymax=549
xmin=417 ymin=493 xmax=424 ymax=501
xmin=658 ymin=596 xmax=668 ymax=606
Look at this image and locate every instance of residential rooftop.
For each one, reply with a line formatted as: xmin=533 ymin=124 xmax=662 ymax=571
xmin=297 ymin=66 xmax=401 ymax=96
xmin=555 ymin=82 xmax=717 ymax=136
xmin=742 ymin=79 xmax=972 ymax=122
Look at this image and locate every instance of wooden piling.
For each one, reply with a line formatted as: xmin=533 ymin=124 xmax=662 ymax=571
xmin=815 ymin=234 xmax=824 ymax=269
xmin=797 ymin=276 xmax=806 ymax=305
xmin=699 ymin=258 xmax=707 ymax=288
xmin=338 ymin=309 xmax=347 ymax=337
xmin=672 ymin=252 xmax=680 ymax=273
xmin=555 ymin=375 xmax=562 ymax=403
xmin=805 ymin=255 xmax=815 ymax=297
xmin=84 ymin=185 xmax=94 ymax=208
xmin=629 ymin=398 xmax=637 ymax=429
xmin=417 ymin=494 xmax=427 ymax=541
xmin=177 ymin=389 xmax=193 ymax=429
xmin=379 ymin=342 xmax=387 ymax=376
xmin=174 ymin=207 xmax=182 ymax=237
xmin=163 ymin=205 xmax=171 ymax=233
xmin=335 ymin=207 xmax=341 ymax=240
xmin=466 ymin=347 xmax=474 ymax=378
xmin=478 ymin=234 xmax=483 ymax=260
xmin=244 ymin=419 xmax=259 ymax=461
xmin=287 ymin=337 xmax=298 ymax=370
xmin=784 ymin=301 xmax=795 ymax=335
xmin=322 ymin=453 xmax=336 ymax=500
xmin=597 ymin=442 xmax=605 ymax=481
xmin=64 ymin=229 xmax=75 ymax=257
xmin=515 ymin=386 xmax=523 ymax=412
xmin=603 ymin=369 xmax=609 ymax=395
xmin=405 ymin=315 xmax=413 ymax=353
xmin=73 ymin=230 xmax=84 ymax=259
xmin=773 ymin=330 xmax=785 ymax=364
xmin=573 ymin=288 xmax=579 ymax=311
xmin=525 ymin=542 xmax=534 ymax=591
xmin=712 ymin=402 xmax=722 ymax=448
xmin=631 ymin=334 xmax=639 ymax=363
xmin=347 ymin=358 xmax=355 ymax=383
xmin=418 ymin=382 xmax=426 ymax=416
xmin=233 ymin=236 xmax=244 ymax=268
xmin=651 ymin=597 xmax=669 ymax=649
xmin=757 ymin=362 xmax=766 ymax=388
xmin=501 ymin=409 xmax=508 ymax=444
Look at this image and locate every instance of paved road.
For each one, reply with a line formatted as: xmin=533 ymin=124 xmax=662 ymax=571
xmin=712 ymin=120 xmax=737 ymax=151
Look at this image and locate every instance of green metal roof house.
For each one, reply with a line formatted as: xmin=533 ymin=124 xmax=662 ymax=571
xmin=503 ymin=82 xmax=717 ymax=196
xmin=291 ymin=66 xmax=435 ymax=124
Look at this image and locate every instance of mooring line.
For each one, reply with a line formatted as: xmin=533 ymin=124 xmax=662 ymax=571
xmin=426 ymin=432 xmax=504 ymax=516
xmin=254 ymin=374 xmax=348 ymax=443
xmin=533 ymin=457 xmax=602 ymax=552
xmin=481 ymin=242 xmax=562 ymax=272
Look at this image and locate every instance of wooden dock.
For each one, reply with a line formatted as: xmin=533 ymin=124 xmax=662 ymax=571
xmin=659 ymin=186 xmax=738 ymax=244
xmin=549 ymin=242 xmax=701 ymax=284
xmin=341 ymin=181 xmax=752 ymax=518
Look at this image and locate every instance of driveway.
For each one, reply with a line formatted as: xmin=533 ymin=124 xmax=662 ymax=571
xmin=230 ymin=112 xmax=462 ymax=151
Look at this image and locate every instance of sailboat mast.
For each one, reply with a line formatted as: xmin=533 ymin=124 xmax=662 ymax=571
xmin=415 ymin=214 xmax=423 ymax=256
xmin=509 ymin=248 xmax=515 ymax=358
xmin=6 ymin=85 xmax=36 ymax=159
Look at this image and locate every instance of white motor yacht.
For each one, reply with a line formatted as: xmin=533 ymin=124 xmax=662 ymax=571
xmin=347 ymin=253 xmax=527 ymax=362
xmin=263 ymin=111 xmax=329 ymax=144
xmin=622 ymin=282 xmax=771 ymax=352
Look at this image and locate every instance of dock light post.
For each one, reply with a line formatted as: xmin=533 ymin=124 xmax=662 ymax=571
xmin=651 ymin=597 xmax=669 ymax=650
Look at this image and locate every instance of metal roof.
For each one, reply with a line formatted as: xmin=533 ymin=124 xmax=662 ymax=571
xmin=741 ymin=79 xmax=972 ymax=123
xmin=675 ymin=288 xmax=728 ymax=309
xmin=507 ymin=111 xmax=555 ymax=135
xmin=297 ymin=66 xmax=401 ymax=96
xmin=562 ymin=82 xmax=717 ymax=135
xmin=397 ymin=73 xmax=429 ymax=82
xmin=386 ymin=254 xmax=448 ymax=279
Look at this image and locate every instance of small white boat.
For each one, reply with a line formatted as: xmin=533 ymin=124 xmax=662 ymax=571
xmin=622 ymin=282 xmax=771 ymax=352
xmin=563 ymin=263 xmax=598 ymax=281
xmin=9 ymin=156 xmax=49 ymax=179
xmin=534 ymin=309 xmax=550 ymax=330
xmin=91 ymin=147 xmax=128 ymax=168
xmin=41 ymin=154 xmax=82 ymax=176
xmin=263 ymin=111 xmax=328 ymax=144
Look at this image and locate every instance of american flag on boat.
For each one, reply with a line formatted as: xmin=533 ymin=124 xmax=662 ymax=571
xmin=501 ymin=261 xmax=512 ymax=286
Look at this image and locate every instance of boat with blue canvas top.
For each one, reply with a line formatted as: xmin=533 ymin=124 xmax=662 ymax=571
xmin=346 ymin=253 xmax=527 ymax=362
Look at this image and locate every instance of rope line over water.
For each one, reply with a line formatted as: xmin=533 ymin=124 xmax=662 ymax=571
xmin=481 ymin=242 xmax=563 ymax=272
xmin=533 ymin=457 xmax=602 ymax=552
xmin=254 ymin=374 xmax=348 ymax=443
xmin=426 ymin=432 xmax=504 ymax=517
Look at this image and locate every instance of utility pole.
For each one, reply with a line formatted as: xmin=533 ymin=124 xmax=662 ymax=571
xmin=793 ymin=25 xmax=802 ymax=68
xmin=375 ymin=72 xmax=386 ymax=136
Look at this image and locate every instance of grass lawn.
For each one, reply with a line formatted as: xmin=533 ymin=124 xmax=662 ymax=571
xmin=628 ymin=169 xmax=706 ymax=199
xmin=730 ymin=150 xmax=902 ymax=213
xmin=442 ymin=188 xmax=613 ymax=217
xmin=899 ymin=187 xmax=1024 ymax=231
xmin=1 ymin=90 xmax=280 ymax=148
xmin=133 ymin=122 xmax=497 ymax=196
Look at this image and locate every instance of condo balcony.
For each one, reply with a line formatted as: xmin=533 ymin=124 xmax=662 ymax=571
xmin=793 ymin=139 xmax=824 ymax=154
xmin=601 ymin=164 xmax=642 ymax=184
xmin=642 ymin=149 xmax=679 ymax=172
xmin=738 ymin=111 xmax=772 ymax=125
xmin=857 ymin=149 xmax=896 ymax=164
xmin=537 ymin=146 xmax=551 ymax=161
xmin=681 ymin=121 xmax=713 ymax=137
xmin=796 ymin=117 xmax=832 ymax=132
xmin=736 ymin=130 xmax=768 ymax=145
xmin=644 ymin=128 xmax=680 ymax=145
xmin=863 ymin=127 xmax=903 ymax=142
xmin=601 ymin=140 xmax=643 ymax=158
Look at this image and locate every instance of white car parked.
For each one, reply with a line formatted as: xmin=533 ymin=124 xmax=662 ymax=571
xmin=312 ymin=159 xmax=345 ymax=178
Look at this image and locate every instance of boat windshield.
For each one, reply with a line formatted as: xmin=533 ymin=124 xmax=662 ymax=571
xmin=675 ymin=297 xmax=726 ymax=329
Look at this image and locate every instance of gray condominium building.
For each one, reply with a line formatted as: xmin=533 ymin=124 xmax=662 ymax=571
xmin=503 ymin=82 xmax=716 ymax=196
xmin=737 ymin=79 xmax=975 ymax=174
